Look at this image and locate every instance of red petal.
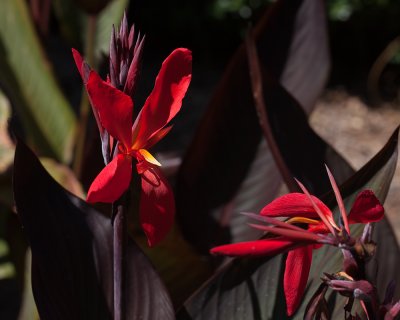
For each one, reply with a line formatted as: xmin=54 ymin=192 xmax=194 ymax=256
xmin=348 ymin=190 xmax=384 ymax=224
xmin=132 ymin=48 xmax=192 ymax=149
xmin=87 ymin=71 xmax=133 ymax=148
xmin=307 ymin=221 xmax=330 ymax=234
xmin=284 ymin=245 xmax=313 ymax=316
xmin=210 ymin=239 xmax=296 ymax=257
xmin=72 ymin=48 xmax=90 ymax=83
xmin=260 ymin=193 xmax=333 ymax=221
xmin=72 ymin=48 xmax=84 ymax=78
xmin=145 ymin=125 xmax=173 ymax=150
xmin=140 ymin=167 xmax=175 ymax=247
xmin=87 ymin=154 xmax=132 ymax=203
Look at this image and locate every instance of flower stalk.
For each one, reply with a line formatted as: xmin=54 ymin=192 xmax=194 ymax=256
xmin=113 ymin=203 xmax=126 ymax=320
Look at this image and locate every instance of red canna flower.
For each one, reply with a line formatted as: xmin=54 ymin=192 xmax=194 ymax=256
xmin=211 ymin=167 xmax=384 ymax=316
xmin=72 ymin=44 xmax=192 ymax=247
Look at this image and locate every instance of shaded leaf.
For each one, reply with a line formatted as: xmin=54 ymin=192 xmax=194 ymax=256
xmin=53 ymin=0 xmax=128 ymax=62
xmin=14 ymin=139 xmax=174 ymax=319
xmin=177 ymin=126 xmax=399 ymax=320
xmin=40 ymin=158 xmax=85 ymax=199
xmin=176 ymin=0 xmax=333 ymax=253
xmin=177 ymin=255 xmax=284 ymax=320
xmin=0 ymin=0 xmax=76 ymax=162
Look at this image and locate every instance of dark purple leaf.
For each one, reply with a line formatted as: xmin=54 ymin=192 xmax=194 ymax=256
xmin=176 ymin=0 xmax=334 ymax=253
xmin=177 ymin=127 xmax=399 ymax=319
xmin=13 ymin=139 xmax=174 ymax=320
xmin=303 ymin=284 xmax=329 ymax=320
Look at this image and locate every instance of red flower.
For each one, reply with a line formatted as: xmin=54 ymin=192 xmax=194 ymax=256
xmin=211 ymin=167 xmax=384 ymax=316
xmin=72 ymin=48 xmax=192 ymax=247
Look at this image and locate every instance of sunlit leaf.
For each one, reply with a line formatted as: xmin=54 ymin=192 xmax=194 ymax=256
xmin=40 ymin=158 xmax=85 ymax=199
xmin=0 ymin=0 xmax=76 ymax=163
xmin=0 ymin=90 xmax=14 ymax=173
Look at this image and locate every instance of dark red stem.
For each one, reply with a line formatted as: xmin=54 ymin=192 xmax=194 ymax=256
xmin=245 ymin=30 xmax=299 ymax=193
xmin=113 ymin=204 xmax=126 ymax=320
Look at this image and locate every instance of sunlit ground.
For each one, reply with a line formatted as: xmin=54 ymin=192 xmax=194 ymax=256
xmin=311 ymin=89 xmax=400 ymax=242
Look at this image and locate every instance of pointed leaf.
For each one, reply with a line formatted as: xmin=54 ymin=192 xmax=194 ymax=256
xmin=13 ymin=139 xmax=174 ymax=319
xmin=0 ymin=0 xmax=76 ymax=162
xmin=176 ymin=0 xmax=337 ymax=253
xmin=177 ymin=120 xmax=399 ymax=320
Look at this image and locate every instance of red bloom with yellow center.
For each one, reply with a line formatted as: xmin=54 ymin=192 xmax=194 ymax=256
xmin=72 ymin=47 xmax=192 ymax=247
xmin=211 ymin=167 xmax=384 ymax=316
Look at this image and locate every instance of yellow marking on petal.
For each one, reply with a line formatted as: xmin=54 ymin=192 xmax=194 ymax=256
xmin=286 ymin=217 xmax=320 ymax=225
xmin=336 ymin=271 xmax=354 ymax=281
xmin=139 ymin=149 xmax=161 ymax=167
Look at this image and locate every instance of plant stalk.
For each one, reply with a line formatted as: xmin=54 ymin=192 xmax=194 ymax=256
xmin=245 ymin=30 xmax=300 ymax=193
xmin=113 ymin=204 xmax=126 ymax=320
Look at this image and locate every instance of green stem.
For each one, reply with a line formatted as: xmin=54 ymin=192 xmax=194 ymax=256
xmin=73 ymin=14 xmax=97 ymax=177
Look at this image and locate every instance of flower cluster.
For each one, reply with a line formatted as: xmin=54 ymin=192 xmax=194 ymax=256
xmin=73 ymin=15 xmax=192 ymax=246
xmin=211 ymin=167 xmax=385 ymax=316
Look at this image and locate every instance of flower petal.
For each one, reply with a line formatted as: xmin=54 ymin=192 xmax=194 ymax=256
xmin=284 ymin=245 xmax=313 ymax=316
xmin=87 ymin=154 xmax=132 ymax=203
xmin=72 ymin=48 xmax=84 ymax=78
xmin=72 ymin=48 xmax=90 ymax=83
xmin=132 ymin=48 xmax=192 ymax=149
xmin=307 ymin=221 xmax=330 ymax=234
xmin=348 ymin=190 xmax=384 ymax=224
xmin=86 ymin=71 xmax=133 ymax=148
xmin=138 ymin=149 xmax=161 ymax=167
xmin=140 ymin=167 xmax=174 ymax=247
xmin=210 ymin=239 xmax=296 ymax=257
xmin=145 ymin=126 xmax=173 ymax=150
xmin=260 ymin=192 xmax=333 ymax=221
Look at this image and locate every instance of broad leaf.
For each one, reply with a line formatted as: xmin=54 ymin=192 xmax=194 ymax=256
xmin=177 ymin=126 xmax=399 ymax=320
xmin=246 ymin=32 xmax=353 ymax=196
xmin=176 ymin=0 xmax=332 ymax=253
xmin=0 ymin=0 xmax=76 ymax=163
xmin=13 ymin=139 xmax=174 ymax=319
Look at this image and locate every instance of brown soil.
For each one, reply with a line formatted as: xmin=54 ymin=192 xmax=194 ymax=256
xmin=310 ymin=90 xmax=400 ymax=241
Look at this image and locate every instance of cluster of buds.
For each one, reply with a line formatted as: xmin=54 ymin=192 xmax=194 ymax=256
xmin=108 ymin=13 xmax=145 ymax=95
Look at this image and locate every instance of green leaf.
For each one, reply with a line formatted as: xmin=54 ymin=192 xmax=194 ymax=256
xmin=0 ymin=89 xmax=14 ymax=173
xmin=0 ymin=0 xmax=76 ymax=163
xmin=93 ymin=0 xmax=129 ymax=60
xmin=52 ymin=0 xmax=128 ymax=61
